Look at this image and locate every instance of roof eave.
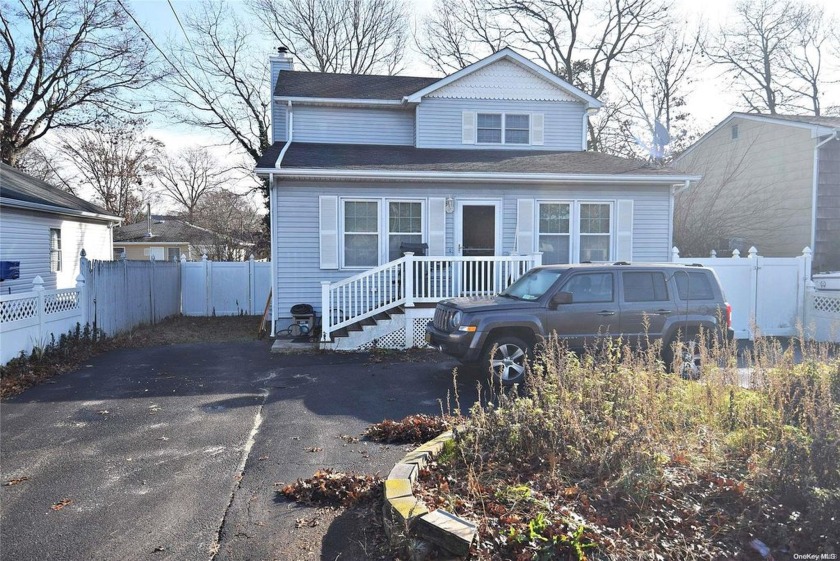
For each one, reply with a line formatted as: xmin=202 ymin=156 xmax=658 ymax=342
xmin=261 ymin=167 xmax=700 ymax=185
xmin=274 ymin=96 xmax=407 ymax=107
xmin=1 ymin=197 xmax=122 ymax=223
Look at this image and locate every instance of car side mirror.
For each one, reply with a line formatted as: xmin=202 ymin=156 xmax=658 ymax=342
xmin=549 ymin=291 xmax=572 ymax=309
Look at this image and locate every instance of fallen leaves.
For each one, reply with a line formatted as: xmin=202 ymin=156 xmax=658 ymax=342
xmin=4 ymin=476 xmax=29 ymax=486
xmin=364 ymin=414 xmax=451 ymax=444
xmin=50 ymin=499 xmax=72 ymax=511
xmin=305 ymin=447 xmax=323 ymax=453
xmin=279 ymin=469 xmax=382 ymax=508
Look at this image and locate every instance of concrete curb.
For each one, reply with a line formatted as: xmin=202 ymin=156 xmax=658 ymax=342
xmin=383 ymin=428 xmax=477 ymax=558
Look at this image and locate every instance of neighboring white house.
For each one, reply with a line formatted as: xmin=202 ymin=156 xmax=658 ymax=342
xmin=255 ymin=48 xmax=700 ymax=348
xmin=0 ymin=163 xmax=120 ymax=293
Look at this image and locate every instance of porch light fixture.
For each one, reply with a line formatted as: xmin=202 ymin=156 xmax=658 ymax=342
xmin=445 ymin=196 xmax=455 ymax=214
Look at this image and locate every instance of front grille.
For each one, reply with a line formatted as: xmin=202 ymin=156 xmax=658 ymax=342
xmin=433 ymin=307 xmax=455 ymax=332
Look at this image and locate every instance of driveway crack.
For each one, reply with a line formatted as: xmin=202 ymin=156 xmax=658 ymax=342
xmin=209 ymin=388 xmax=270 ymax=560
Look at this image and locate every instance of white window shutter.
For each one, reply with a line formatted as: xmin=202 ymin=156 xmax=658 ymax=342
xmin=531 ymin=113 xmax=544 ymax=145
xmin=319 ymin=195 xmax=339 ymax=269
xmin=462 ymin=111 xmax=476 ymax=144
xmin=428 ymin=197 xmax=446 ymax=256
xmin=516 ymin=199 xmax=535 ymax=254
xmin=616 ymin=200 xmax=634 ymax=262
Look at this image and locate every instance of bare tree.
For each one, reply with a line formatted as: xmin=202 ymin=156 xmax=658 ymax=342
xmin=58 ymin=120 xmax=162 ymax=222
xmin=250 ymin=0 xmax=409 ymax=74
xmin=158 ymin=0 xmax=270 ymax=165
xmin=779 ymin=7 xmax=838 ymax=116
xmin=417 ymin=0 xmax=671 ymax=150
xmin=703 ymin=0 xmax=810 ymax=115
xmin=417 ymin=0 xmax=511 ymax=74
xmin=157 ymin=146 xmax=230 ymax=220
xmin=192 ymin=189 xmax=266 ymax=260
xmin=616 ymin=24 xmax=702 ymax=161
xmin=0 ymin=0 xmax=156 ymax=166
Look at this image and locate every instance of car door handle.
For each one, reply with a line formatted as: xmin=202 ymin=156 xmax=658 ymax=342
xmin=596 ymin=310 xmax=615 ymax=316
xmin=655 ymin=309 xmax=672 ymax=315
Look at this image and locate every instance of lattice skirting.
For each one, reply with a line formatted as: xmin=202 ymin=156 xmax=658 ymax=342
xmin=411 ymin=317 xmax=432 ymax=348
xmin=358 ymin=328 xmax=407 ymax=350
xmin=812 ymin=294 xmax=840 ymax=315
xmin=1 ymin=297 xmax=39 ymax=323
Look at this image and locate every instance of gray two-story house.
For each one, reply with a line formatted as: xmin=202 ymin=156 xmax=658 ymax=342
xmin=256 ymin=48 xmax=699 ymax=349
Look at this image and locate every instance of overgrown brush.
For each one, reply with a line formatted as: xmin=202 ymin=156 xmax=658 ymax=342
xmin=442 ymin=334 xmax=840 ymax=558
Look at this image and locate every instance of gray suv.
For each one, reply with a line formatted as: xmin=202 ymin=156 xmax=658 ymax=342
xmin=425 ymin=263 xmax=734 ymax=384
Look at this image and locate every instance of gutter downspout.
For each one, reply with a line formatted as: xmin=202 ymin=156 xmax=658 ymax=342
xmin=269 ymin=101 xmax=292 ymax=337
xmin=669 ymin=180 xmax=691 ymax=260
xmin=811 ymin=131 xmax=838 ymax=256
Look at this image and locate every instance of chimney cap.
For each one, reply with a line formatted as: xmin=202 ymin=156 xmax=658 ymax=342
xmin=278 ymin=45 xmax=289 ymax=54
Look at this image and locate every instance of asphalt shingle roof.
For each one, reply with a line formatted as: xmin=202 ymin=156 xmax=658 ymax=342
xmin=0 ymin=162 xmax=115 ymax=218
xmin=257 ymin=142 xmax=681 ymax=176
xmin=113 ymin=216 xmax=217 ymax=243
xmin=275 ymin=70 xmax=439 ymax=100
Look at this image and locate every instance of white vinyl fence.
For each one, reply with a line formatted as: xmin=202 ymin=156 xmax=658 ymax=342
xmin=1 ymin=250 xmax=272 ymax=364
xmin=181 ymin=255 xmax=271 ymax=316
xmin=672 ymin=246 xmax=839 ymax=342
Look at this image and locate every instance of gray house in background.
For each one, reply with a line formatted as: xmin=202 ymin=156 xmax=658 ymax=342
xmin=256 ymin=48 xmax=700 ymax=348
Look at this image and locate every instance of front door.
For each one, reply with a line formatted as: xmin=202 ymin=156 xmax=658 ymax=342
xmin=457 ymin=202 xmax=499 ymax=294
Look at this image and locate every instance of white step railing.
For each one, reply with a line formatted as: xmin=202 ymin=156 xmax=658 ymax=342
xmin=320 ymin=253 xmax=542 ymax=342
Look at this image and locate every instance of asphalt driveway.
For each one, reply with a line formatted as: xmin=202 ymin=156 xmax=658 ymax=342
xmin=1 ymin=342 xmax=477 ymax=561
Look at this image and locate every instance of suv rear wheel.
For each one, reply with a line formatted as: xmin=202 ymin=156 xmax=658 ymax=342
xmin=483 ymin=335 xmax=530 ymax=386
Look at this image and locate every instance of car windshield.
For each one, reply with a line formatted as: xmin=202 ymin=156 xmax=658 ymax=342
xmin=501 ymin=268 xmax=566 ymax=301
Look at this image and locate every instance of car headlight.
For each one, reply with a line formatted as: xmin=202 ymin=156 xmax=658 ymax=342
xmin=449 ymin=311 xmax=462 ymax=330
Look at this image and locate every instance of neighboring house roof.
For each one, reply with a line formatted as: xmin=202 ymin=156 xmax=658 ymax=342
xmin=257 ymin=142 xmax=697 ymax=183
xmin=275 ymin=71 xmax=438 ymax=100
xmin=114 ymin=216 xmax=221 ymax=244
xmin=0 ymin=162 xmax=119 ymax=221
xmin=676 ymin=112 xmax=840 ymax=162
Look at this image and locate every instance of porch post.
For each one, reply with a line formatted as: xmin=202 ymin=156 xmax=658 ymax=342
xmin=320 ymin=281 xmax=331 ymax=343
xmin=530 ymin=252 xmax=543 ymax=267
xmin=404 ymin=253 xmax=415 ymax=308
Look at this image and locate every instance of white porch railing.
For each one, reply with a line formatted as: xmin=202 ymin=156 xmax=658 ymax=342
xmin=320 ymin=253 xmax=543 ymax=342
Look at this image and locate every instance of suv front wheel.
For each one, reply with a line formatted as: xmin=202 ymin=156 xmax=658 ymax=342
xmin=483 ymin=335 xmax=530 ymax=386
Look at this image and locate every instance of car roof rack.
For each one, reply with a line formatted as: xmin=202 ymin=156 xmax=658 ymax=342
xmin=612 ymin=261 xmax=630 ymax=266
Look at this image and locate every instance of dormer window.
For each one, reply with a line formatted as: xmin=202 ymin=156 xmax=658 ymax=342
xmin=476 ymin=113 xmax=531 ymax=145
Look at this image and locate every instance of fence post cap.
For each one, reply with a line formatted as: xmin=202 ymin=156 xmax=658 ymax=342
xmin=32 ymin=275 xmax=44 ymax=290
xmin=119 ymin=250 xmax=127 ymax=261
xmin=249 ymin=253 xmax=255 ymax=261
xmin=748 ymin=246 xmax=758 ymax=258
xmin=710 ymin=249 xmax=717 ymax=257
xmin=180 ymin=254 xmax=187 ymax=262
xmin=202 ymin=254 xmax=208 ymax=261
xmin=75 ymin=273 xmax=85 ymax=286
xmin=671 ymin=246 xmax=680 ymax=259
xmin=80 ymin=248 xmax=87 ymax=258
xmin=732 ymin=249 xmax=741 ymax=258
xmin=802 ymin=246 xmax=812 ymax=256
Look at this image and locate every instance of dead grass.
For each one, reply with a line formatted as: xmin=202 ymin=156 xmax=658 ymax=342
xmin=1 ymin=315 xmax=267 ymax=399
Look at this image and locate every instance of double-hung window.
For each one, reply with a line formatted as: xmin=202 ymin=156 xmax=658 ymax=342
xmin=538 ymin=203 xmax=571 ymax=265
xmin=388 ymin=201 xmax=423 ymax=261
xmin=476 ymin=113 xmax=530 ymax=144
xmin=579 ymin=203 xmax=611 ymax=262
xmin=343 ymin=200 xmax=380 ymax=268
xmin=49 ymin=228 xmax=62 ymax=272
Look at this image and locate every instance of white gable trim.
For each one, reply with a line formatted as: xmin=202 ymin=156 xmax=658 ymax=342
xmin=403 ymin=48 xmax=602 ymax=109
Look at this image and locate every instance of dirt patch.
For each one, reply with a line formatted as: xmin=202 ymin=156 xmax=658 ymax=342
xmin=1 ymin=315 xmax=268 ymax=399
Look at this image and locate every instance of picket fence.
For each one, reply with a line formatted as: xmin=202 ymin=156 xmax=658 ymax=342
xmin=0 ymin=251 xmax=271 ymax=364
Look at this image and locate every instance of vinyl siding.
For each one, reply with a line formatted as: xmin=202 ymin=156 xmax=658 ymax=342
xmin=272 ymin=179 xmax=671 ymax=321
xmin=816 ymin=139 xmax=840 ymax=270
xmin=0 ymin=208 xmax=113 ymax=293
xmin=290 ymin=106 xmax=415 ymax=145
xmin=416 ymin=98 xmax=586 ymax=150
xmin=674 ymin=118 xmax=816 ymax=257
xmin=272 ymin=102 xmax=287 ymax=144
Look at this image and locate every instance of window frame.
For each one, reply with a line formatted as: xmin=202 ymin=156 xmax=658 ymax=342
xmin=341 ymin=199 xmax=381 ymax=270
xmin=387 ymin=199 xmax=426 ymax=262
xmin=535 ymin=200 xmax=614 ymax=264
xmin=578 ymin=201 xmax=613 ymax=263
xmin=475 ymin=112 xmax=532 ymax=145
xmin=49 ymin=228 xmax=62 ymax=273
xmin=621 ymin=271 xmax=670 ymax=303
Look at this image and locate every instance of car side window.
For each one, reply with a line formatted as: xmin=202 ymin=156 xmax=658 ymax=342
xmin=674 ymin=271 xmax=715 ymax=300
xmin=622 ymin=271 xmax=669 ymax=302
xmin=562 ymin=273 xmax=614 ymax=303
